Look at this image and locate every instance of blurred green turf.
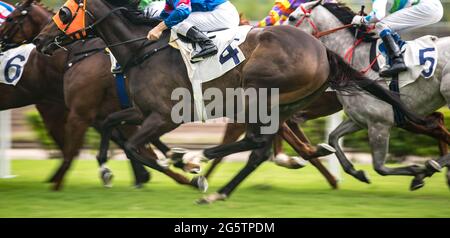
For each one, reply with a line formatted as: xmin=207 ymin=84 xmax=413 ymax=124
xmin=1 ymin=159 xmax=450 ymax=217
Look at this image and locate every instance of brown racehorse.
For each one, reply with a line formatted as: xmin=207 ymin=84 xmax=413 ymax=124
xmin=0 ymin=0 xmax=207 ymax=191
xmin=34 ymin=0 xmax=431 ymax=203
xmin=2 ymin=0 xmax=336 ymax=191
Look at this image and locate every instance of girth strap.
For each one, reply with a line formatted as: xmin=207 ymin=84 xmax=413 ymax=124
xmin=388 ymin=75 xmax=406 ymax=126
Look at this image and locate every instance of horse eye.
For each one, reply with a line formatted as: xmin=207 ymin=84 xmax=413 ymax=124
xmin=59 ymin=7 xmax=73 ymax=24
xmin=5 ymin=17 xmax=13 ymax=22
xmin=289 ymin=16 xmax=297 ymax=22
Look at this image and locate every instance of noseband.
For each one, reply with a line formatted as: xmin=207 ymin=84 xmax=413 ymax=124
xmin=0 ymin=4 xmax=33 ymax=51
xmin=294 ymin=4 xmax=354 ymax=39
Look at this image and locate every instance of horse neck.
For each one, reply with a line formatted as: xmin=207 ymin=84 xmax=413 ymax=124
xmin=310 ymin=7 xmax=373 ymax=71
xmin=89 ymin=1 xmax=153 ymax=66
xmin=29 ymin=4 xmax=54 ymax=36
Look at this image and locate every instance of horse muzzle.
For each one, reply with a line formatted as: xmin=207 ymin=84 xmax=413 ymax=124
xmin=33 ymin=36 xmax=60 ymax=56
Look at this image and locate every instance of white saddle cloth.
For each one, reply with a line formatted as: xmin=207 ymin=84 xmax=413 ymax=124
xmin=0 ymin=44 xmax=35 ymax=86
xmin=377 ymin=35 xmax=439 ymax=88
xmin=170 ymin=25 xmax=253 ymax=121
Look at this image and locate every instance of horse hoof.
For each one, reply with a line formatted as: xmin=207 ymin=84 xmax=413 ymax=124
xmin=290 ymin=156 xmax=308 ymax=169
xmin=316 ymin=143 xmax=336 ymax=157
xmin=273 ymin=153 xmax=307 ymax=169
xmin=134 ymin=183 xmax=144 ymax=189
xmin=410 ymin=178 xmax=425 ymax=191
xmin=156 ymin=158 xmax=171 ymax=169
xmin=355 ymin=170 xmax=371 ymax=184
xmin=191 ymin=176 xmax=209 ymax=193
xmin=100 ymin=168 xmax=114 ymax=188
xmin=196 ymin=193 xmax=227 ymax=205
xmin=184 ymin=163 xmax=201 ymax=174
xmin=425 ymin=160 xmax=442 ymax=173
xmin=51 ymin=183 xmax=63 ymax=191
xmin=141 ymin=171 xmax=151 ymax=183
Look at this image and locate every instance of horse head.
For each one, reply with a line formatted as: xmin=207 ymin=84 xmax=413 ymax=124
xmin=34 ymin=0 xmax=149 ymax=56
xmin=0 ymin=0 xmax=54 ymax=51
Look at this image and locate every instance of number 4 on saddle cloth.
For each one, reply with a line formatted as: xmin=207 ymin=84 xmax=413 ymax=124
xmin=376 ymin=35 xmax=439 ymax=88
xmin=0 ymin=44 xmax=35 ymax=86
xmin=169 ymin=25 xmax=253 ymax=121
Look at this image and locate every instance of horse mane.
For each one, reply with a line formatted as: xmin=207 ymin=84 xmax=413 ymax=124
xmin=33 ymin=1 xmax=56 ymax=15
xmin=104 ymin=0 xmax=161 ymax=27
xmin=322 ymin=2 xmax=376 ymax=42
xmin=105 ymin=0 xmax=140 ymax=9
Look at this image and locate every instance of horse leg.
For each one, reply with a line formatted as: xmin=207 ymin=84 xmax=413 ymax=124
xmin=280 ymin=124 xmax=338 ymax=189
xmin=51 ymin=111 xmax=90 ymax=190
xmin=439 ymin=66 xmax=450 ymax=188
xmin=35 ymin=103 xmax=67 ymax=152
xmin=279 ymin=123 xmax=335 ymax=159
xmin=198 ymin=129 xmax=275 ymax=204
xmin=328 ymin=119 xmax=371 ymax=183
xmin=282 ymin=121 xmax=338 ymax=189
xmin=204 ymin=123 xmax=245 ymax=179
xmin=400 ymin=112 xmax=450 ymax=185
xmin=97 ymin=107 xmax=144 ymax=169
xmin=106 ymin=127 xmax=151 ymax=188
xmin=367 ymin=123 xmax=432 ymax=190
xmin=123 ymin=113 xmax=208 ymax=191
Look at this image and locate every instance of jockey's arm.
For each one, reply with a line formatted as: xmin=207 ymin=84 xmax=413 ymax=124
xmin=160 ymin=0 xmax=192 ymax=28
xmin=364 ymin=0 xmax=387 ymax=23
xmin=148 ymin=0 xmax=191 ymax=40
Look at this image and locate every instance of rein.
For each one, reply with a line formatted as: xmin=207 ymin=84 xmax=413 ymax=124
xmin=51 ymin=1 xmax=174 ymax=73
xmin=0 ymin=5 xmax=33 ymax=51
xmin=295 ymin=3 xmax=378 ymax=75
xmin=294 ymin=5 xmax=354 ymax=39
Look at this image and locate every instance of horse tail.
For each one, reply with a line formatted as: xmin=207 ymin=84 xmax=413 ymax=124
xmin=325 ymin=48 xmax=427 ymax=126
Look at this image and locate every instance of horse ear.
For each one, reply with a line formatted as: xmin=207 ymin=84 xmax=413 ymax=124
xmin=22 ymin=0 xmax=35 ymax=8
xmin=303 ymin=0 xmax=321 ymax=9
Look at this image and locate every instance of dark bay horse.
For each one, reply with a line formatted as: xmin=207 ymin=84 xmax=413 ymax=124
xmin=4 ymin=0 xmax=336 ymax=192
xmin=0 ymin=0 xmax=206 ymax=191
xmin=35 ymin=0 xmax=427 ymax=203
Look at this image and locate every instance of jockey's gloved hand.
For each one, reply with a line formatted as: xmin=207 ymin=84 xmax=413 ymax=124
xmin=351 ymin=15 xmax=367 ymax=26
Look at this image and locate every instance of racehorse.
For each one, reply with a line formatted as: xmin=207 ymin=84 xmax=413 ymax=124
xmin=0 ymin=0 xmax=207 ymax=191
xmin=288 ymin=0 xmax=450 ymax=189
xmin=34 ymin=0 xmax=427 ymax=203
xmin=4 ymin=0 xmax=338 ymax=192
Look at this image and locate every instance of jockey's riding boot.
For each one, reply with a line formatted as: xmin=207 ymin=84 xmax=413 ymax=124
xmin=379 ymin=34 xmax=407 ymax=77
xmin=185 ymin=26 xmax=218 ymax=62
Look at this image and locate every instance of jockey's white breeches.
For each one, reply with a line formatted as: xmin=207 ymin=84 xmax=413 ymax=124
xmin=172 ymin=1 xmax=240 ymax=36
xmin=375 ymin=0 xmax=443 ymax=34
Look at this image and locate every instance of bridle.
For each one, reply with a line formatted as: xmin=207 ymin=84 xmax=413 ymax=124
xmin=49 ymin=0 xmax=171 ymax=73
xmin=0 ymin=3 xmax=35 ymax=51
xmin=293 ymin=3 xmax=379 ymax=73
xmin=49 ymin=0 xmax=132 ymax=50
xmin=293 ymin=3 xmax=354 ymax=39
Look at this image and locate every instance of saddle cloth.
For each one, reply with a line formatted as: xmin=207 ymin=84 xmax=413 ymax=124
xmin=170 ymin=25 xmax=253 ymax=121
xmin=0 ymin=44 xmax=35 ymax=86
xmin=377 ymin=35 xmax=439 ymax=88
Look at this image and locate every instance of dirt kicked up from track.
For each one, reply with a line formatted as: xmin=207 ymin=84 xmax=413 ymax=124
xmin=1 ymin=159 xmax=450 ymax=218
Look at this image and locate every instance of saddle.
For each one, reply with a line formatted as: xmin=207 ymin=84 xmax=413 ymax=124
xmin=169 ymin=25 xmax=253 ymax=121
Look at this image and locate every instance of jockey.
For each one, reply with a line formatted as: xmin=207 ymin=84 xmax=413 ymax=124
xmin=351 ymin=0 xmax=444 ymax=77
xmin=147 ymin=0 xmax=240 ymax=62
xmin=0 ymin=1 xmax=14 ymax=25
xmin=257 ymin=0 xmax=306 ymax=27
